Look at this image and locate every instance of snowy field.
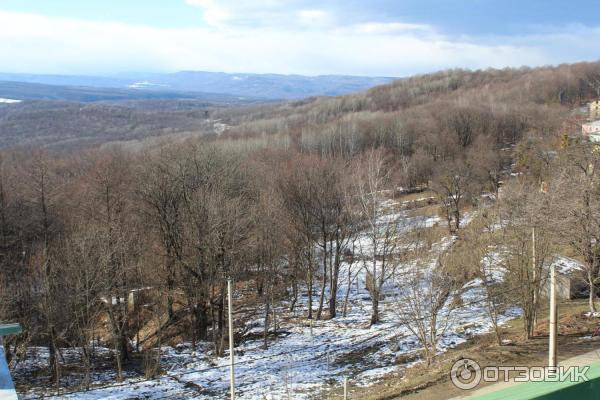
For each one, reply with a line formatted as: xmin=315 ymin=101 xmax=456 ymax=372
xmin=0 ymin=98 xmax=21 ymax=104
xmin=17 ymin=206 xmax=522 ymax=400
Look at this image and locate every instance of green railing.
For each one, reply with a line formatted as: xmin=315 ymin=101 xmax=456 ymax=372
xmin=0 ymin=325 xmax=21 ymax=338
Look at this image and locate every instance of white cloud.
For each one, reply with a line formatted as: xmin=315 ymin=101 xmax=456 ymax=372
xmin=185 ymin=0 xmax=299 ymax=28
xmin=354 ymin=22 xmax=432 ymax=34
xmin=0 ymin=10 xmax=598 ymax=77
xmin=298 ymin=9 xmax=328 ymax=22
xmin=185 ymin=0 xmax=231 ymax=27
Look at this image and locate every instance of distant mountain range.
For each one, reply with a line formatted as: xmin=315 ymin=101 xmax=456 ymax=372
xmin=0 ymin=71 xmax=397 ymax=101
xmin=0 ymin=80 xmax=261 ymax=104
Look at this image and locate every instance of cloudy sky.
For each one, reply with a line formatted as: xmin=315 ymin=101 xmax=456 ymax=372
xmin=1 ymin=0 xmax=599 ymax=77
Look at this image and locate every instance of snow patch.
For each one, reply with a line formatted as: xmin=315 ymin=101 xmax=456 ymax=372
xmin=127 ymin=81 xmax=168 ymax=89
xmin=552 ymin=256 xmax=584 ymax=275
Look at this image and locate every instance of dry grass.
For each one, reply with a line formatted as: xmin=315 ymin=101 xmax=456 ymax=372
xmin=320 ymin=299 xmax=600 ymax=400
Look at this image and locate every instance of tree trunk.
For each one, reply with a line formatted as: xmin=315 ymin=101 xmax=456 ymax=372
xmin=317 ymin=242 xmax=327 ymax=320
xmin=453 ymin=207 xmax=461 ymax=232
xmin=48 ymin=337 xmax=56 ymax=381
xmin=343 ymin=266 xmax=353 ymax=317
xmin=329 ymin=237 xmax=342 ymax=319
xmin=263 ymin=301 xmax=270 ymax=349
xmin=216 ymin=291 xmax=225 ymax=357
xmin=166 ymin=254 xmax=175 ymax=320
xmin=370 ymin=237 xmax=379 ymax=325
xmin=371 ymin=295 xmax=380 ymax=325
xmin=289 ymin=280 xmax=298 ymax=312
xmin=190 ymin=303 xmax=197 ymax=351
xmin=48 ymin=330 xmax=60 ymax=387
xmin=120 ymin=329 xmax=129 ymax=362
xmin=589 ymin=275 xmax=597 ymax=313
xmin=195 ymin=303 xmax=208 ymax=341
xmin=307 ymin=262 xmax=313 ymax=320
xmin=114 ymin=334 xmax=123 ymax=382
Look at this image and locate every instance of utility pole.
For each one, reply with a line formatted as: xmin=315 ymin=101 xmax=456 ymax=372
xmin=284 ymin=364 xmax=291 ymax=399
xmin=343 ymin=376 xmax=348 ymax=400
xmin=548 ymin=263 xmax=557 ymax=369
xmin=228 ymin=278 xmax=235 ymax=400
xmin=532 ymin=226 xmax=537 ymax=329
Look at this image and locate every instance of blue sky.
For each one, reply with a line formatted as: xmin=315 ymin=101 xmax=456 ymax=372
xmin=0 ymin=0 xmax=599 ymax=76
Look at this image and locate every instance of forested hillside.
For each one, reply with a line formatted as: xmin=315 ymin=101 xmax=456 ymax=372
xmin=211 ymin=62 xmax=600 ymax=186
xmin=0 ymin=101 xmax=218 ymax=149
xmin=2 ymin=61 xmax=600 ymax=398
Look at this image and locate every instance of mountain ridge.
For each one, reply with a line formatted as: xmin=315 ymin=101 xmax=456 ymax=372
xmin=0 ymin=71 xmax=397 ymax=100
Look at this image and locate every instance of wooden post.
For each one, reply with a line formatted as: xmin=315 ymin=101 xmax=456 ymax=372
xmin=228 ymin=278 xmax=235 ymax=400
xmin=549 ymin=263 xmax=557 ymax=369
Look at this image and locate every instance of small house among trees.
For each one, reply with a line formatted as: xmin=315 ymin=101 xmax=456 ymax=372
xmin=590 ymin=100 xmax=600 ymax=119
xmin=581 ymin=120 xmax=600 ymax=135
xmin=581 ymin=120 xmax=600 ymax=143
xmin=540 ymin=256 xmax=589 ymax=301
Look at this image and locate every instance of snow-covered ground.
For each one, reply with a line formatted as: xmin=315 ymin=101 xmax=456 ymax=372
xmin=16 ymin=204 xmax=521 ymax=400
xmin=0 ymin=98 xmax=21 ymax=104
xmin=127 ymin=81 xmax=168 ymax=89
xmin=551 ymin=255 xmax=584 ymax=275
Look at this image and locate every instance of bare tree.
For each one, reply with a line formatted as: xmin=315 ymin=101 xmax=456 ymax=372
xmin=355 ymin=149 xmax=400 ymax=325
xmin=394 ymin=231 xmax=460 ymax=366
xmin=86 ymin=151 xmax=141 ymax=381
xmin=21 ymin=151 xmax=64 ymax=384
xmin=277 ymin=155 xmax=320 ymax=320
xmin=431 ymin=159 xmax=479 ymax=233
xmin=60 ymin=221 xmax=110 ymax=389
xmin=499 ymin=179 xmax=553 ymax=339
xmin=247 ymin=174 xmax=287 ymax=349
xmin=137 ymin=148 xmax=185 ymax=321
xmin=549 ymin=143 xmax=600 ymax=312
xmin=461 ymin=213 xmax=509 ymax=345
xmin=177 ymin=145 xmax=251 ymax=356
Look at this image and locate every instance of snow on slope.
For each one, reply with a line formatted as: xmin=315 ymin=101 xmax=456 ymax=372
xmin=551 ymin=255 xmax=584 ymax=275
xmin=0 ymin=98 xmax=21 ymax=103
xmin=18 ymin=206 xmax=520 ymax=400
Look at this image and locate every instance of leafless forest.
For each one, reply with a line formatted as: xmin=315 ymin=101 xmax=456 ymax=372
xmin=1 ymin=62 xmax=600 ymax=395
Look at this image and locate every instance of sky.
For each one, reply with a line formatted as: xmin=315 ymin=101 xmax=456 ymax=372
xmin=1 ymin=0 xmax=600 ymax=77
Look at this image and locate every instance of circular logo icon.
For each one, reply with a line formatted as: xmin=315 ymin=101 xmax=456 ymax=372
xmin=450 ymin=358 xmax=482 ymax=390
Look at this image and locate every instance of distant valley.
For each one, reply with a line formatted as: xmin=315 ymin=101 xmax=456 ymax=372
xmin=0 ymin=71 xmax=396 ymax=101
xmin=0 ymin=71 xmax=397 ymax=150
